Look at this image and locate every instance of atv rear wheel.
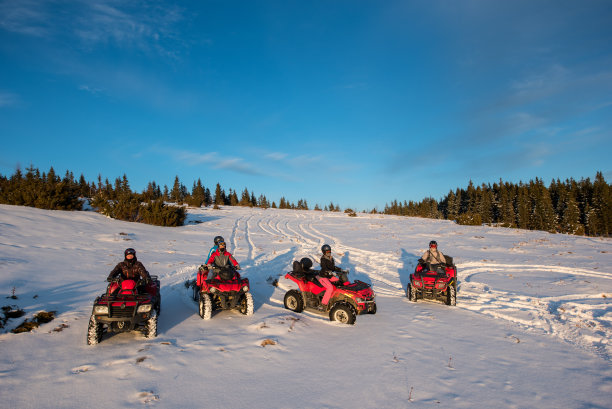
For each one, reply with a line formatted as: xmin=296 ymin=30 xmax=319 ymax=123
xmin=86 ymin=315 xmax=102 ymax=345
xmin=446 ymin=283 xmax=457 ymax=306
xmin=408 ymin=284 xmax=418 ymax=302
xmin=283 ymin=290 xmax=304 ymax=313
xmin=145 ymin=310 xmax=158 ymax=338
xmin=329 ymin=302 xmax=356 ymax=325
xmin=199 ymin=292 xmax=212 ymax=320
xmin=239 ymin=292 xmax=254 ymax=316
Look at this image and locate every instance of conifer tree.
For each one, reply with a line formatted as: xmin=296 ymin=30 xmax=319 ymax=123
xmin=214 ymin=183 xmax=224 ymax=205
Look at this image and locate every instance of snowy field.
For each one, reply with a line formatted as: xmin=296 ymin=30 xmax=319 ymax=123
xmin=0 ymin=204 xmax=611 ymax=409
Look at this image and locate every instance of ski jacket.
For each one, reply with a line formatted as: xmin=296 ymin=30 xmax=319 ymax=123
xmin=421 ymin=249 xmax=446 ymax=265
xmin=320 ymin=255 xmax=342 ymax=278
xmin=206 ymin=245 xmax=218 ymax=263
xmin=108 ymin=259 xmax=151 ymax=282
xmin=206 ymin=249 xmax=239 ymax=269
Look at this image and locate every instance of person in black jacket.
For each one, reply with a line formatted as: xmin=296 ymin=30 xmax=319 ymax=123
xmin=107 ymin=248 xmax=152 ymax=293
xmin=318 ymin=244 xmax=349 ymax=308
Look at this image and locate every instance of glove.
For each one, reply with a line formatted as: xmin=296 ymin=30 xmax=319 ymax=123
xmin=106 ymin=277 xmax=112 ymax=282
xmin=342 ymin=269 xmax=349 ymax=274
xmin=236 ymin=265 xmax=241 ymax=270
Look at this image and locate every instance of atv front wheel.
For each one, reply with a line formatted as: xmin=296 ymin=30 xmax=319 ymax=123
xmin=368 ymin=303 xmax=377 ymax=314
xmin=145 ymin=310 xmax=158 ymax=338
xmin=283 ymin=290 xmax=304 ymax=313
xmin=86 ymin=315 xmax=102 ymax=345
xmin=199 ymin=293 xmax=212 ymax=320
xmin=329 ymin=302 xmax=356 ymax=325
xmin=408 ymin=284 xmax=418 ymax=302
xmin=446 ymin=283 xmax=457 ymax=306
xmin=239 ymin=292 xmax=254 ymax=316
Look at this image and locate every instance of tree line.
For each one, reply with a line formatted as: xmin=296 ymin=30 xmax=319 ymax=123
xmin=382 ymin=172 xmax=611 ymax=237
xmin=2 ymin=165 xmax=609 ymax=236
xmin=0 ymin=166 xmax=311 ymax=227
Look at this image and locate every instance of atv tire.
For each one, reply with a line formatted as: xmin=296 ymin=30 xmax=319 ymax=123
xmin=408 ymin=284 xmax=418 ymax=302
xmin=329 ymin=302 xmax=356 ymax=325
xmin=446 ymin=283 xmax=457 ymax=306
xmin=86 ymin=315 xmax=103 ymax=345
xmin=145 ymin=309 xmax=158 ymax=338
xmin=239 ymin=292 xmax=254 ymax=316
xmin=368 ymin=302 xmax=377 ymax=314
xmin=284 ymin=290 xmax=304 ymax=313
xmin=199 ymin=292 xmax=212 ymax=320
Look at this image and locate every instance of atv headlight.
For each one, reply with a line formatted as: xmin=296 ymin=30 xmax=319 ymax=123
xmin=435 ymin=281 xmax=447 ymax=290
xmin=242 ymin=286 xmax=249 ymax=292
xmin=137 ymin=304 xmax=152 ymax=313
xmin=94 ymin=305 xmax=108 ymax=314
xmin=413 ymin=280 xmax=423 ymax=288
xmin=209 ymin=287 xmax=217 ymax=294
xmin=355 ymin=298 xmax=364 ymax=303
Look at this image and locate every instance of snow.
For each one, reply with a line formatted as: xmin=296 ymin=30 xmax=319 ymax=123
xmin=0 ymin=204 xmax=611 ymax=408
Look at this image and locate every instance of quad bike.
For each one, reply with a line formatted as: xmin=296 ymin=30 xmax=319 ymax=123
xmin=191 ymin=265 xmax=253 ymax=319
xmin=283 ymin=268 xmax=376 ymax=325
xmin=407 ymin=256 xmax=457 ymax=306
xmin=87 ymin=276 xmax=161 ymax=345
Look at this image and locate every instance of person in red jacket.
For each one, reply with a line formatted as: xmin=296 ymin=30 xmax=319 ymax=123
xmin=206 ymin=240 xmax=240 ymax=279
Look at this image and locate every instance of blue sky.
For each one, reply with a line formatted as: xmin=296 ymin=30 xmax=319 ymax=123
xmin=1 ymin=0 xmax=611 ymax=211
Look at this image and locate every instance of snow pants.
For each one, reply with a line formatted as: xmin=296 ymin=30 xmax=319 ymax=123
xmin=318 ymin=276 xmax=339 ymax=305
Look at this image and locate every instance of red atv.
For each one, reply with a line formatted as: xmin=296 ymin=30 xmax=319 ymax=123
xmin=87 ymin=276 xmax=161 ymax=345
xmin=407 ymin=256 xmax=457 ymax=306
xmin=283 ymin=268 xmax=376 ymax=325
xmin=192 ymin=266 xmax=253 ymax=319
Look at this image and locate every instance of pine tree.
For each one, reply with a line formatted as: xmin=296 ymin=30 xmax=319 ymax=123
xmin=170 ymin=176 xmax=185 ymax=204
xmin=240 ymin=188 xmax=251 ymax=206
xmin=214 ymin=183 xmax=224 ymax=205
xmin=560 ymin=189 xmax=584 ymax=235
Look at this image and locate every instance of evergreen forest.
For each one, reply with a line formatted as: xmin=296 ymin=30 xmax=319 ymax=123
xmin=0 ymin=165 xmax=609 ymax=237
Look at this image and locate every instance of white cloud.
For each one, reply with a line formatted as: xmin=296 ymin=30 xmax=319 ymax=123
xmin=264 ymin=152 xmax=288 ymax=161
xmin=0 ymin=91 xmax=18 ymax=107
xmin=0 ymin=0 xmax=187 ymax=57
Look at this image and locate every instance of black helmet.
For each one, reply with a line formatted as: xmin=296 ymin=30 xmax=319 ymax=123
xmin=214 ymin=236 xmax=225 ymax=246
xmin=321 ymin=244 xmax=331 ymax=254
xmin=429 ymin=240 xmax=438 ymax=247
xmin=124 ymin=248 xmax=136 ymax=257
xmin=300 ymin=257 xmax=313 ymax=270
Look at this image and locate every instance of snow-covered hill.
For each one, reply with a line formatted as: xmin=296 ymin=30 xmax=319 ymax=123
xmin=0 ymin=204 xmax=610 ymax=408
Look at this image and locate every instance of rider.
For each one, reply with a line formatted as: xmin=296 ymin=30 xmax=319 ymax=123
xmin=206 ymin=239 xmax=240 ymax=278
xmin=420 ymin=240 xmax=447 ymax=265
xmin=318 ymin=244 xmax=349 ymax=309
xmin=107 ymin=248 xmax=152 ymax=294
xmin=199 ymin=236 xmax=225 ymax=279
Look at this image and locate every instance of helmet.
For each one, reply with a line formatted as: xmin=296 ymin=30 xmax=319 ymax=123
xmin=124 ymin=248 xmax=136 ymax=257
xmin=321 ymin=244 xmax=331 ymax=254
xmin=429 ymin=240 xmax=438 ymax=247
xmin=214 ymin=236 xmax=225 ymax=246
xmin=300 ymin=257 xmax=313 ymax=270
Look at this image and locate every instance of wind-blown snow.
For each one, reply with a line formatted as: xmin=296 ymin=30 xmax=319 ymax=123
xmin=0 ymin=204 xmax=610 ymax=408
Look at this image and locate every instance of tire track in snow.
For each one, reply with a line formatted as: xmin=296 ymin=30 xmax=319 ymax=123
xmin=256 ymin=215 xmax=278 ymax=237
xmin=243 ymin=213 xmax=255 ymax=262
xmin=458 ymin=261 xmax=612 ymax=361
